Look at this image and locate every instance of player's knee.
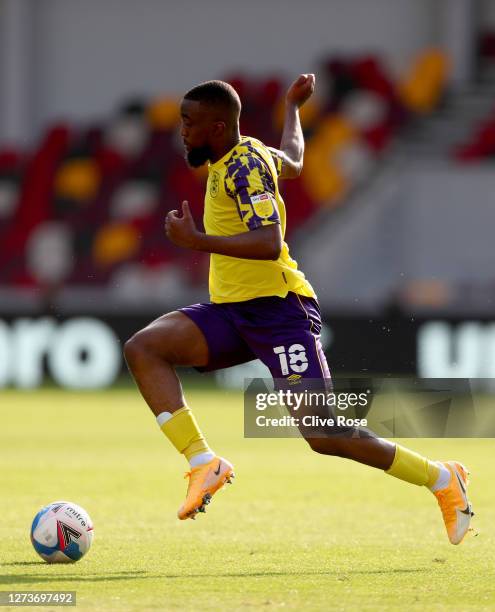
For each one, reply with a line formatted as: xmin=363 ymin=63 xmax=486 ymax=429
xmin=123 ymin=333 xmax=144 ymax=369
xmin=124 ymin=318 xmax=181 ymax=368
xmin=124 ymin=330 xmax=159 ymax=369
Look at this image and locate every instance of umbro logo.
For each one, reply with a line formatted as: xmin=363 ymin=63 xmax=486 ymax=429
xmin=287 ymin=374 xmax=302 ymax=385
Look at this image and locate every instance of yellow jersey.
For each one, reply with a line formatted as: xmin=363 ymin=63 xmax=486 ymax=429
xmin=204 ymin=136 xmax=315 ymax=303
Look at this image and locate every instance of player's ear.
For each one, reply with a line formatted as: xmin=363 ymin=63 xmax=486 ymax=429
xmin=212 ymin=121 xmax=226 ymax=138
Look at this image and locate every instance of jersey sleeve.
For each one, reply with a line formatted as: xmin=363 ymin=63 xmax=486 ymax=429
xmin=267 ymin=147 xmax=284 ymax=177
xmin=224 ymin=153 xmax=280 ymax=231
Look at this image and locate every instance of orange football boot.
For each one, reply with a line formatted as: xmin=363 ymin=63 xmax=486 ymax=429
xmin=433 ymin=461 xmax=474 ymax=545
xmin=178 ymin=456 xmax=235 ymax=520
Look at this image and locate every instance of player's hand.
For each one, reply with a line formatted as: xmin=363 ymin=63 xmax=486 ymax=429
xmin=165 ymin=201 xmax=202 ymax=250
xmin=286 ymin=74 xmax=315 ymax=108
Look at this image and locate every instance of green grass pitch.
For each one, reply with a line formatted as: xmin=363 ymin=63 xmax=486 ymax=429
xmin=1 ymin=386 xmax=494 ymax=611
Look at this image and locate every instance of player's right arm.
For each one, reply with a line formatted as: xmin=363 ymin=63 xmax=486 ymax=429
xmin=165 ymin=201 xmax=282 ymax=260
xmin=166 ymin=150 xmax=285 ymax=260
xmin=272 ymin=73 xmax=315 ymax=180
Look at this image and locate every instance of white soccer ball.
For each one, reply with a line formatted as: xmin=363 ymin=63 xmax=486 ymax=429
xmin=30 ymin=501 xmax=94 ymax=563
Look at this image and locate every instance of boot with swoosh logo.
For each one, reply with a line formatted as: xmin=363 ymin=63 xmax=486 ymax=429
xmin=433 ymin=461 xmax=474 ymax=545
xmin=178 ymin=456 xmax=235 ymax=520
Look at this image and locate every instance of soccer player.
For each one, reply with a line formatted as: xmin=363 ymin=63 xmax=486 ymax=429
xmin=124 ymin=75 xmax=473 ymax=544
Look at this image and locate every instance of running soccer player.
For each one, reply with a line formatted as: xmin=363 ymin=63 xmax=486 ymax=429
xmin=124 ymin=75 xmax=473 ymax=544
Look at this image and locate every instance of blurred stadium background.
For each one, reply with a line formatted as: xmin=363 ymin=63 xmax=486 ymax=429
xmin=0 ymin=0 xmax=494 ymax=388
xmin=2 ymin=3 xmax=495 ymax=610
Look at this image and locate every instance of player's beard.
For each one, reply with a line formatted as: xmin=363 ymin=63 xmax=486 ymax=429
xmin=185 ymin=144 xmax=213 ymax=168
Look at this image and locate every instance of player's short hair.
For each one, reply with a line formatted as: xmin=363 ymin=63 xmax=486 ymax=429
xmin=184 ymin=80 xmax=241 ymax=121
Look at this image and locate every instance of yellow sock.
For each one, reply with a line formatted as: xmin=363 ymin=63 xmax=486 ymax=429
xmin=385 ymin=443 xmax=440 ymax=487
xmin=160 ymin=406 xmax=212 ymax=462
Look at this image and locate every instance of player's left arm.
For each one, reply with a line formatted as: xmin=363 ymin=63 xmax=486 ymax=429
xmin=271 ymin=73 xmax=315 ymax=180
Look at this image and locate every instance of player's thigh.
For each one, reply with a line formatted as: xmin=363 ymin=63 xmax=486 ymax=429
xmin=247 ymin=301 xmax=335 ymax=438
xmin=178 ymin=302 xmax=255 ymax=372
xmin=262 ymin=329 xmax=328 ymax=382
xmin=247 ymin=295 xmax=330 ymax=382
xmin=125 ymin=311 xmax=209 ymax=367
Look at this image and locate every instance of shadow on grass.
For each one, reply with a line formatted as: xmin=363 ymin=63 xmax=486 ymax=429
xmin=160 ymin=568 xmax=429 ymax=579
xmin=1 ymin=571 xmax=148 ymax=585
xmin=2 ymin=562 xmax=42 ymax=567
xmin=2 ymin=567 xmax=427 ymax=585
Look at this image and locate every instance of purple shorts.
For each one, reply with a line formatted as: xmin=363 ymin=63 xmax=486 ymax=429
xmin=179 ymin=292 xmax=330 ymax=381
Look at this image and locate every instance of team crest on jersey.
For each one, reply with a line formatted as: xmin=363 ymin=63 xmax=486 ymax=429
xmin=250 ymin=193 xmax=276 ymax=219
xmin=209 ymin=171 xmax=220 ymax=198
